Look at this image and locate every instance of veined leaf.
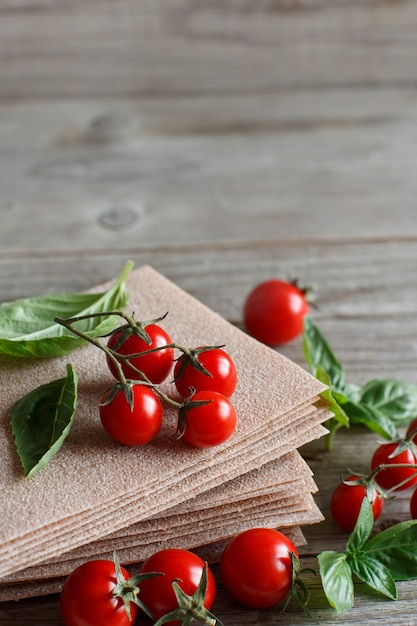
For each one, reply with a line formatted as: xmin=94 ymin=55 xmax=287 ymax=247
xmin=342 ymin=399 xmax=397 ymax=440
xmin=358 ymin=378 xmax=417 ymax=426
xmin=316 ymin=366 xmax=350 ymax=428
xmin=0 ymin=261 xmax=133 ymax=358
xmin=318 ymin=551 xmax=354 ymax=613
xmin=10 ymin=364 xmax=78 ymax=477
xmin=363 ymin=520 xmax=417 ymax=581
xmin=302 ymin=316 xmax=346 ymax=392
xmin=346 ymin=498 xmax=375 ymax=554
xmin=348 ymin=554 xmax=397 ymax=600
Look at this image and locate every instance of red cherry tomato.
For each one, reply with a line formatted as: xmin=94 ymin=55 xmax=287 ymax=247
xmin=180 ymin=390 xmax=237 ymax=448
xmin=100 ymin=383 xmax=163 ymax=446
xmin=371 ymin=441 xmax=417 ymax=491
xmin=243 ymin=279 xmax=310 ymax=345
xmin=60 ymin=559 xmax=136 ymax=626
xmin=174 ymin=347 xmax=237 ymax=399
xmin=138 ymin=549 xmax=216 ymax=625
xmin=220 ymin=527 xmax=298 ymax=609
xmin=107 ymin=324 xmax=174 ymax=384
xmin=330 ymin=474 xmax=384 ymax=532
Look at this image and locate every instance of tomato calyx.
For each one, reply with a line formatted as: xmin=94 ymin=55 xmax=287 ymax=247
xmin=100 ymin=380 xmax=157 ymax=411
xmin=339 ymin=471 xmax=384 ymax=503
xmin=104 ymin=312 xmax=170 ymax=347
xmin=175 ymin=389 xmax=212 ymax=441
xmin=386 ymin=435 xmax=417 ymax=460
xmin=173 ymin=345 xmax=225 ymax=382
xmin=290 ymin=278 xmax=316 ymax=305
xmin=111 ymin=551 xmax=162 ymax=621
xmin=152 ymin=562 xmax=223 ymax=626
xmin=281 ymin=552 xmax=315 ymax=616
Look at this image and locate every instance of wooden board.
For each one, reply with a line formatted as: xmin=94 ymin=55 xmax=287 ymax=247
xmin=1 ymin=0 xmax=417 ymax=623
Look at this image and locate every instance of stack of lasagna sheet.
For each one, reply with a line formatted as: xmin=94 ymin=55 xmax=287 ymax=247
xmin=0 ymin=265 xmax=329 ymax=601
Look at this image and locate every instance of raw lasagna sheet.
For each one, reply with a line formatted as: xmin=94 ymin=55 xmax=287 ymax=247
xmin=0 ymin=525 xmax=309 ymax=603
xmin=1 ymin=418 xmax=327 ymax=577
xmin=0 ymin=265 xmax=329 ymax=581
xmin=1 ymin=450 xmax=321 ymax=585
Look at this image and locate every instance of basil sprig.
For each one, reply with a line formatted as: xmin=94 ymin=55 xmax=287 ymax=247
xmin=10 ymin=363 xmax=78 ymax=477
xmin=303 ymin=316 xmax=417 ymax=448
xmin=319 ymin=498 xmax=417 ymax=612
xmin=0 ymin=261 xmax=133 ymax=358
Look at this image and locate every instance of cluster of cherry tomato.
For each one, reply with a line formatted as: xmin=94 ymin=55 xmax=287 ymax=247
xmin=64 ymin=311 xmax=239 ymax=450
xmin=60 ymin=527 xmax=301 ymax=626
xmin=331 ymin=417 xmax=417 ymax=532
xmin=59 ymin=279 xmax=312 ymax=626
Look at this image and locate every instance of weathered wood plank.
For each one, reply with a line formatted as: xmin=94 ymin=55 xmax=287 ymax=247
xmin=0 ymin=240 xmax=416 ymax=623
xmin=1 ymin=1 xmax=417 ymax=623
xmin=2 ymin=85 xmax=417 ymax=249
xmin=1 ymin=239 xmax=417 ymax=382
xmin=1 ymin=0 xmax=417 ymax=99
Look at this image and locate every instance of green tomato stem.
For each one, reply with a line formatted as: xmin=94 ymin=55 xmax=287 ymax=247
xmin=54 ymin=315 xmax=129 ymax=386
xmin=365 ymin=463 xmax=417 ymax=496
xmin=54 ymin=313 xmax=182 ymax=409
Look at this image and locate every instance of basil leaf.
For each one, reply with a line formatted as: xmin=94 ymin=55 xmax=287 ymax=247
xmin=0 ymin=261 xmax=133 ymax=358
xmin=303 ymin=316 xmax=346 ymax=391
xmin=346 ymin=498 xmax=375 ymax=554
xmin=341 ymin=399 xmax=397 ymax=440
xmin=314 ymin=367 xmax=350 ymax=449
xmin=318 ymin=551 xmax=354 ymax=613
xmin=10 ymin=364 xmax=78 ymax=477
xmin=316 ymin=367 xmax=350 ymax=427
xmin=363 ymin=520 xmax=417 ymax=581
xmin=358 ymin=378 xmax=417 ymax=426
xmin=348 ymin=554 xmax=397 ymax=600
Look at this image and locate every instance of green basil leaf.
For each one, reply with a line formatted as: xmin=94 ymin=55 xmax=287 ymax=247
xmin=346 ymin=498 xmax=376 ymax=554
xmin=10 ymin=363 xmax=78 ymax=477
xmin=316 ymin=367 xmax=350 ymax=427
xmin=303 ymin=316 xmax=346 ymax=391
xmin=338 ymin=382 xmax=361 ymax=403
xmin=318 ymin=551 xmax=354 ymax=613
xmin=363 ymin=520 xmax=417 ymax=581
xmin=341 ymin=399 xmax=397 ymax=440
xmin=315 ymin=366 xmax=350 ymax=449
xmin=0 ymin=261 xmax=133 ymax=358
xmin=348 ymin=553 xmax=397 ymax=600
xmin=358 ymin=378 xmax=417 ymax=426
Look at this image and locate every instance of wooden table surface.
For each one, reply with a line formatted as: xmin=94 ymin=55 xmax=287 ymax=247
xmin=2 ymin=1 xmax=417 ymax=624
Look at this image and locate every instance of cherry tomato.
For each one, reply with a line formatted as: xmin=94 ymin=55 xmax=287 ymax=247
xmin=174 ymin=347 xmax=237 ymax=399
xmin=100 ymin=383 xmax=163 ymax=446
xmin=220 ymin=527 xmax=298 ymax=609
xmin=330 ymin=474 xmax=384 ymax=532
xmin=107 ymin=323 xmax=174 ymax=384
xmin=60 ymin=558 xmax=136 ymax=626
xmin=179 ymin=390 xmax=237 ymax=448
xmin=371 ymin=441 xmax=417 ymax=491
xmin=138 ymin=549 xmax=216 ymax=625
xmin=243 ymin=279 xmax=310 ymax=345
xmin=410 ymin=487 xmax=417 ymax=519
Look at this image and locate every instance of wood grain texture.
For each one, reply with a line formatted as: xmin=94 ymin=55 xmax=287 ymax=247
xmin=1 ymin=242 xmax=417 ymax=624
xmin=1 ymin=1 xmax=417 ymax=250
xmin=2 ymin=0 xmax=417 ymax=623
xmin=2 ymin=0 xmax=417 ymax=99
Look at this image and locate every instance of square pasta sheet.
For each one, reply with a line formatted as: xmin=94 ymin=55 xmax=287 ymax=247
xmin=0 ymin=265 xmax=329 ymax=592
